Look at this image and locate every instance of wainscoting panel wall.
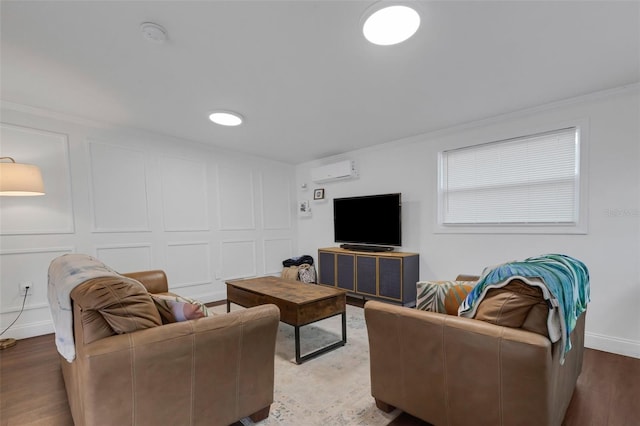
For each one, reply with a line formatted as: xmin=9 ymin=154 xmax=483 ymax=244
xmin=261 ymin=171 xmax=292 ymax=230
xmin=0 ymin=123 xmax=74 ymax=235
xmin=88 ymin=141 xmax=150 ymax=232
xmin=0 ymin=105 xmax=297 ymax=340
xmin=219 ymin=239 xmax=257 ymax=280
xmin=95 ymin=244 xmax=153 ymax=273
xmin=217 ymin=165 xmax=256 ymax=230
xmin=166 ymin=242 xmax=212 ymax=289
xmin=263 ymin=238 xmax=294 ymax=275
xmin=159 ymin=156 xmax=209 ymax=232
xmin=0 ymin=247 xmax=74 ymax=314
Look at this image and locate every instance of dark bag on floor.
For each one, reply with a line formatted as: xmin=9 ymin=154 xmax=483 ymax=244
xmin=282 ymin=255 xmax=314 ymax=267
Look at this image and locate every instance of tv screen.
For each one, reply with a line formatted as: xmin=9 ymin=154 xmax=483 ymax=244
xmin=333 ymin=193 xmax=401 ymax=248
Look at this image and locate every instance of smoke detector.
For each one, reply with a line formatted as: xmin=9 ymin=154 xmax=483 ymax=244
xmin=140 ymin=22 xmax=168 ymax=43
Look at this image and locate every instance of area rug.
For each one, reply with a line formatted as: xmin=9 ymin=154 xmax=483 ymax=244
xmin=209 ymin=303 xmax=400 ymax=426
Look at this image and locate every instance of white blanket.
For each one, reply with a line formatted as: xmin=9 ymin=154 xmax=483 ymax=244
xmin=47 ymin=254 xmax=121 ymax=362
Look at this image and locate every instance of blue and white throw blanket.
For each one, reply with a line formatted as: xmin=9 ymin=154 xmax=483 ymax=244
xmin=459 ymin=254 xmax=589 ymax=363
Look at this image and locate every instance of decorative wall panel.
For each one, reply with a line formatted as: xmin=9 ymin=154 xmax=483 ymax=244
xmin=95 ymin=244 xmax=152 ymax=273
xmin=217 ymin=166 xmax=255 ymax=230
xmin=263 ymin=238 xmax=293 ymax=275
xmin=0 ymin=247 xmax=73 ymax=313
xmin=261 ymin=171 xmax=292 ymax=230
xmin=89 ymin=141 xmax=149 ymax=232
xmin=166 ymin=242 xmax=211 ymax=288
xmin=159 ymin=156 xmax=209 ymax=231
xmin=0 ymin=124 xmax=74 ymax=234
xmin=220 ymin=240 xmax=257 ymax=280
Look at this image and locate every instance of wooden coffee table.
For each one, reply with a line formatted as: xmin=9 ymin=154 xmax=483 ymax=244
xmin=226 ymin=276 xmax=347 ymax=364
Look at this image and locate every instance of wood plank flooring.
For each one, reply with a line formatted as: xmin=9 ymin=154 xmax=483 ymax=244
xmin=1 ymin=323 xmax=638 ymax=426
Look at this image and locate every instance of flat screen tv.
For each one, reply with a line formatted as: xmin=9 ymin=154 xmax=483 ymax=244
xmin=333 ymin=193 xmax=401 ymax=251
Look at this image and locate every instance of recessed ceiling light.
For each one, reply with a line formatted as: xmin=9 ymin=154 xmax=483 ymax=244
xmin=362 ymin=4 xmax=420 ymax=46
xmin=208 ymin=111 xmax=244 ymax=126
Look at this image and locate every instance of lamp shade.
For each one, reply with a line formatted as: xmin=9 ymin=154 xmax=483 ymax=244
xmin=0 ymin=160 xmax=45 ymax=196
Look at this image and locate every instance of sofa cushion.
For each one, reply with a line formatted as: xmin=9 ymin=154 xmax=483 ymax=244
xmin=416 ymin=281 xmax=476 ymax=315
xmin=151 ymin=294 xmax=212 ymax=324
xmin=71 ymin=276 xmax=162 ymax=336
xmin=473 ymin=279 xmax=549 ymax=337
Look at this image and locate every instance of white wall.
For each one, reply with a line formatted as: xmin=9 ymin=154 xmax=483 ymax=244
xmin=296 ymin=85 xmax=640 ymax=358
xmin=0 ymin=103 xmax=297 ymax=340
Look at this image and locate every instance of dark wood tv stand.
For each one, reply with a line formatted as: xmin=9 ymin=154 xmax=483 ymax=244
xmin=317 ymin=247 xmax=419 ymax=307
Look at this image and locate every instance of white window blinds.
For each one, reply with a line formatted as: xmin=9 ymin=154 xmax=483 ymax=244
xmin=439 ymin=127 xmax=580 ymax=225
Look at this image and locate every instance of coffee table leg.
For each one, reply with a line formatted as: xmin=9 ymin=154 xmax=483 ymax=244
xmin=226 ymin=300 xmax=231 ymax=313
xmin=342 ymin=311 xmax=347 ymax=343
xmin=295 ymin=326 xmax=302 ymax=364
xmin=294 ymin=311 xmax=347 ymax=364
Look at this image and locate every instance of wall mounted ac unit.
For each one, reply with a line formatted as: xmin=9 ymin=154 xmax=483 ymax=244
xmin=311 ymin=160 xmax=358 ymax=183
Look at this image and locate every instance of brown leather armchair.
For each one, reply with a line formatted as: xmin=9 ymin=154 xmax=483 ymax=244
xmin=56 ymin=267 xmax=280 ymax=426
xmin=365 ymin=294 xmax=585 ymax=426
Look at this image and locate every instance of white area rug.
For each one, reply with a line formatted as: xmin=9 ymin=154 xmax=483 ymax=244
xmin=210 ymin=304 xmax=400 ymax=426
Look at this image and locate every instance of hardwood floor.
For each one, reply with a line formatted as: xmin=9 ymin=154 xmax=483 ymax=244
xmin=0 ymin=333 xmax=73 ymax=426
xmin=1 ymin=328 xmax=638 ymax=425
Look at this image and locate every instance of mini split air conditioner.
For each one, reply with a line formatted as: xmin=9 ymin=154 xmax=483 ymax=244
xmin=310 ymin=160 xmax=358 ymax=183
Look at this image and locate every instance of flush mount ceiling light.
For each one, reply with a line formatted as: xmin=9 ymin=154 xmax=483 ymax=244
xmin=208 ymin=111 xmax=244 ymax=126
xmin=362 ymin=4 xmax=420 ymax=45
xmin=140 ymin=22 xmax=168 ymax=43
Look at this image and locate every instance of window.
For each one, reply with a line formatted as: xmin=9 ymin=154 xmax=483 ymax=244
xmin=438 ymin=126 xmax=585 ymax=232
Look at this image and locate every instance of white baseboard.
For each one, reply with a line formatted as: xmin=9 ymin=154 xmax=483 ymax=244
xmin=10 ymin=310 xmax=637 ymax=361
xmin=585 ymin=331 xmax=640 ymax=359
xmin=192 ymin=289 xmax=226 ymax=304
xmin=3 ymin=320 xmax=54 ymax=340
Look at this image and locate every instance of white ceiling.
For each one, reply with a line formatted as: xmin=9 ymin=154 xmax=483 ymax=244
xmin=2 ymin=1 xmax=638 ymax=164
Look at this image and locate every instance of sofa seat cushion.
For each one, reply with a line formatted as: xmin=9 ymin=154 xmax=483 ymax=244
xmin=151 ymin=293 xmax=212 ymax=324
xmin=473 ymin=279 xmax=549 ymax=337
xmin=416 ymin=281 xmax=476 ymax=315
xmin=71 ymin=276 xmax=162 ymax=340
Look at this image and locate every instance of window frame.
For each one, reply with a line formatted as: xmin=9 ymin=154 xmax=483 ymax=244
xmin=435 ymin=120 xmax=589 ymax=234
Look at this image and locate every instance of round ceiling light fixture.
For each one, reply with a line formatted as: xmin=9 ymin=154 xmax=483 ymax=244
xmin=208 ymin=111 xmax=244 ymax=126
xmin=362 ymin=4 xmax=420 ymax=46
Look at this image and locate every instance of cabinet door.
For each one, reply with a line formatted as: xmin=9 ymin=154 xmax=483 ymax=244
xmin=356 ymin=255 xmax=376 ymax=296
xmin=318 ymin=251 xmax=335 ymax=286
xmin=336 ymin=254 xmax=355 ymax=291
xmin=379 ymin=257 xmax=402 ymax=300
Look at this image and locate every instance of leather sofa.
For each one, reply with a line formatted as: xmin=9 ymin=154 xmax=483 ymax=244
xmin=50 ymin=259 xmax=280 ymax=426
xmin=364 ymin=275 xmax=586 ymax=426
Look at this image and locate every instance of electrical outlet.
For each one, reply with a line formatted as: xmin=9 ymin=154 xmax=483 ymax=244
xmin=19 ymin=281 xmax=32 ymax=295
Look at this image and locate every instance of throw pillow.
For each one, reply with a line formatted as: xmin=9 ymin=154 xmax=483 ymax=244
xmin=151 ymin=294 xmax=211 ymax=324
xmin=473 ymin=279 xmax=546 ymax=330
xmin=416 ymin=281 xmax=476 ymax=315
xmin=71 ymin=276 xmax=162 ymax=335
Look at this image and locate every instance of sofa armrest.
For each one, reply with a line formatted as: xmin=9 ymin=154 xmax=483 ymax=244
xmin=122 ymin=270 xmax=169 ymax=294
xmin=75 ymin=304 xmax=280 ymax=426
xmin=364 ymin=301 xmax=555 ymax=426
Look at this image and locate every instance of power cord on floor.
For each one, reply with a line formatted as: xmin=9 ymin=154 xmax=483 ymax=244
xmin=0 ymin=285 xmax=30 ymax=350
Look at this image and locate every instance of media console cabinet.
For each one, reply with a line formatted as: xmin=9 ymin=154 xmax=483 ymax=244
xmin=317 ymin=247 xmax=419 ymax=307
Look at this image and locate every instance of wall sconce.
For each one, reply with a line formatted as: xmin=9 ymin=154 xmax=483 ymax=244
xmin=0 ymin=157 xmax=45 ymax=196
